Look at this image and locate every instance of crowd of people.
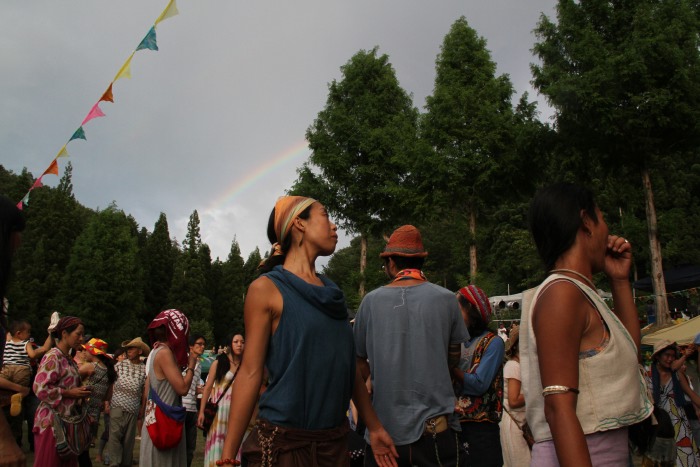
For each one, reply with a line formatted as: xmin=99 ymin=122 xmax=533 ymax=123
xmin=2 ymin=185 xmax=700 ymax=467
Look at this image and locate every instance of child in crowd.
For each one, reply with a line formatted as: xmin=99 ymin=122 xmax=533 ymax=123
xmin=0 ymin=319 xmax=53 ymax=445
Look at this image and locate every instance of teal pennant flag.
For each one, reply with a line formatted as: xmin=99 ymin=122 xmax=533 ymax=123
xmin=69 ymin=127 xmax=86 ymax=141
xmin=136 ymin=27 xmax=158 ymax=51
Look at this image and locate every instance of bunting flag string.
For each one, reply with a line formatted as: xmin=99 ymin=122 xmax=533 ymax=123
xmin=17 ymin=0 xmax=179 ymax=210
xmin=632 ymin=286 xmax=699 ymax=302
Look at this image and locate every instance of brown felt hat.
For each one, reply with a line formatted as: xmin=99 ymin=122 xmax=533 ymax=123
xmin=380 ymin=225 xmax=428 ymax=258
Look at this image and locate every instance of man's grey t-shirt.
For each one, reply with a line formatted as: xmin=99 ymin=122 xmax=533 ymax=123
xmin=354 ymin=281 xmax=469 ymax=445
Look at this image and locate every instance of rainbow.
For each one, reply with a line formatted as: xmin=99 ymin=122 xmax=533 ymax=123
xmin=205 ymin=139 xmax=310 ymax=212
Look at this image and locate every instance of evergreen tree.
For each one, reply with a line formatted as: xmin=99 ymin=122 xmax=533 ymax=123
xmin=59 ymin=204 xmax=144 ymax=344
xmin=243 ymin=248 xmax=262 ymax=287
xmin=9 ymin=163 xmax=92 ymax=332
xmin=296 ymin=47 xmax=422 ymax=297
xmin=168 ymin=210 xmax=212 ymax=324
xmin=532 ymin=0 xmax=700 ymax=324
xmin=142 ymin=213 xmax=176 ymax=319
xmin=211 ymin=239 xmax=246 ymax=344
xmin=422 ymin=17 xmax=517 ymax=283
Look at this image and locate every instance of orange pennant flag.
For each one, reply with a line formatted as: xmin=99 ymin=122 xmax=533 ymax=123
xmin=114 ymin=53 xmax=134 ymax=81
xmin=43 ymin=159 xmax=59 ymax=177
xmin=100 ymin=83 xmax=114 ymax=103
xmin=56 ymin=146 xmax=69 ymax=158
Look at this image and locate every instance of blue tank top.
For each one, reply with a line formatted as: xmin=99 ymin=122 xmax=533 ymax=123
xmin=258 ymin=266 xmax=355 ymax=430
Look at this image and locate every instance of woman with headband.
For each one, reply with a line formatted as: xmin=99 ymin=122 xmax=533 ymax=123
xmin=33 ymin=316 xmax=91 ymax=466
xmin=219 ymin=196 xmax=396 ymax=467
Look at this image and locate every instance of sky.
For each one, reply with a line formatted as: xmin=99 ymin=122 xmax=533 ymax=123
xmin=1 ymin=0 xmax=557 ymax=263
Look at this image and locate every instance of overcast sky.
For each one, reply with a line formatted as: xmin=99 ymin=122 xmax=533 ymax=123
xmin=1 ymin=0 xmax=556 ymax=263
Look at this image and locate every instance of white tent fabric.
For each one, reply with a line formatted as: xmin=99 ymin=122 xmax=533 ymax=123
xmin=641 ymin=315 xmax=700 ymax=346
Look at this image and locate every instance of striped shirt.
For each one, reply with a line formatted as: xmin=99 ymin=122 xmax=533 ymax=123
xmin=3 ymin=340 xmax=30 ymax=367
xmin=182 ymin=361 xmax=201 ymax=412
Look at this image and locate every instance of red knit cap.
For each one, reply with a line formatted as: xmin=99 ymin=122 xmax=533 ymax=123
xmin=380 ymin=225 xmax=428 ymax=258
xmin=458 ymin=285 xmax=492 ymax=324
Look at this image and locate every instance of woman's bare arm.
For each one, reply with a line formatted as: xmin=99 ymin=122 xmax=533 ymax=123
xmin=534 ymin=281 xmax=591 ymax=467
xmin=507 ymin=378 xmax=525 ymax=409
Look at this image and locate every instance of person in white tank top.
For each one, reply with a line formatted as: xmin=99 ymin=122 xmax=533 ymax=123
xmin=523 ymin=183 xmax=652 ymax=466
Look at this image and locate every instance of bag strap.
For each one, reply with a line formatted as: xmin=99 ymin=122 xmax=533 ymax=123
xmin=503 ymin=406 xmax=525 ymax=431
xmin=213 ymin=363 xmax=240 ymax=405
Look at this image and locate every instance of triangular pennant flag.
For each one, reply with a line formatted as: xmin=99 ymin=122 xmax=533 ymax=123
xmin=31 ymin=177 xmax=43 ymax=189
xmin=155 ymin=0 xmax=179 ymax=25
xmin=114 ymin=53 xmax=134 ymax=81
xmin=100 ymin=83 xmax=114 ymax=103
xmin=57 ymin=146 xmax=69 ymax=158
xmin=22 ymin=192 xmax=30 ymax=206
xmin=43 ymin=159 xmax=59 ymax=176
xmin=82 ymin=103 xmax=106 ymax=125
xmin=70 ymin=127 xmax=86 ymax=141
xmin=136 ymin=27 xmax=158 ymax=52
xmin=16 ymin=201 xmax=23 ymax=210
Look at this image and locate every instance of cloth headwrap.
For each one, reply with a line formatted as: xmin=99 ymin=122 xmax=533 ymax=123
xmin=458 ymin=285 xmax=492 ymax=325
xmin=53 ymin=316 xmax=83 ymax=337
xmin=147 ymin=309 xmax=190 ymax=368
xmin=273 ymin=196 xmax=316 ymax=248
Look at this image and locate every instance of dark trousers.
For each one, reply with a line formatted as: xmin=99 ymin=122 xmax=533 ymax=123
xmin=365 ymin=428 xmax=466 ymax=467
xmin=459 ymin=422 xmax=503 ymax=467
xmin=185 ymin=411 xmax=198 ymax=467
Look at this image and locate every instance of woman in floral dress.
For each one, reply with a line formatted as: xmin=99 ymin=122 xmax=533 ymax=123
xmin=199 ymin=333 xmax=244 ymax=466
xmin=33 ymin=316 xmax=92 ymax=467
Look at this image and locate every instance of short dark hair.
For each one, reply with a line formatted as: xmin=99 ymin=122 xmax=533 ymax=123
xmin=529 ymin=183 xmax=598 ymax=271
xmin=9 ymin=320 xmax=30 ymax=335
xmin=189 ymin=334 xmax=205 ymax=347
xmin=387 ymin=256 xmax=425 ymax=271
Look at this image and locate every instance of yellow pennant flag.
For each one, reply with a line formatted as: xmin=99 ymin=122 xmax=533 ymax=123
xmin=155 ymin=0 xmax=179 ymax=25
xmin=56 ymin=146 xmax=69 ymax=158
xmin=114 ymin=53 xmax=135 ymax=81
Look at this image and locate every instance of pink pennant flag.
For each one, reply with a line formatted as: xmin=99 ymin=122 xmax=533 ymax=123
xmin=31 ymin=177 xmax=43 ymax=189
xmin=16 ymin=201 xmax=23 ymax=210
xmin=82 ymin=103 xmax=106 ymax=125
xmin=43 ymin=159 xmax=59 ymax=177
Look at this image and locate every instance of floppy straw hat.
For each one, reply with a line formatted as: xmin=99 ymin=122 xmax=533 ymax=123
xmin=652 ymin=339 xmax=677 ymax=359
xmin=121 ymin=337 xmax=150 ymax=357
xmin=380 ymin=225 xmax=428 ymax=258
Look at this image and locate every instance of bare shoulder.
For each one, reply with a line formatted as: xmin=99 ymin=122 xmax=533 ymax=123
xmin=154 ymin=345 xmax=173 ymax=362
xmin=246 ymin=276 xmax=282 ymax=310
xmin=247 ymin=275 xmax=277 ymax=295
xmin=534 ymin=280 xmax=590 ymax=329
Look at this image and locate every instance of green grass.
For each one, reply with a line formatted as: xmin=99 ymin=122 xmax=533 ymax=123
xmin=20 ymin=415 xmax=207 ymax=467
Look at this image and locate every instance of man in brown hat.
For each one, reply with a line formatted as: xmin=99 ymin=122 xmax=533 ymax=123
xmin=353 ymin=225 xmax=469 ymax=466
xmin=106 ymin=337 xmax=149 ymax=466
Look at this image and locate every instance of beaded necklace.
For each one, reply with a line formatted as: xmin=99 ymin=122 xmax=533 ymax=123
xmin=549 ymin=268 xmax=596 ymax=291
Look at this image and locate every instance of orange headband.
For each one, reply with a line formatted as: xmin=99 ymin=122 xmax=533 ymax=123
xmin=273 ymin=196 xmax=316 ymax=246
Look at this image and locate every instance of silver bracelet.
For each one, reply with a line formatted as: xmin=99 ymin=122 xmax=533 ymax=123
xmin=542 ymin=385 xmax=580 ymax=397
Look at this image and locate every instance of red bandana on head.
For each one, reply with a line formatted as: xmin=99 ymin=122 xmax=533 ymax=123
xmin=147 ymin=309 xmax=190 ymax=368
